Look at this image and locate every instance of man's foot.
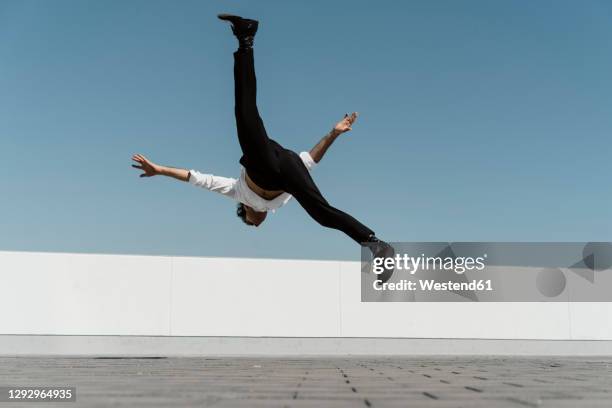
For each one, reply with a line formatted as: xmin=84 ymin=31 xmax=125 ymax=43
xmin=365 ymin=235 xmax=395 ymax=284
xmin=217 ymin=14 xmax=259 ymax=49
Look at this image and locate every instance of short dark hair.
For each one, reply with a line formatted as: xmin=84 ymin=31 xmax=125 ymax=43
xmin=236 ymin=203 xmax=249 ymax=225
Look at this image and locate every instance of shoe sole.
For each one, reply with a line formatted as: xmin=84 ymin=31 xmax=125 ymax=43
xmin=217 ymin=13 xmax=242 ymax=22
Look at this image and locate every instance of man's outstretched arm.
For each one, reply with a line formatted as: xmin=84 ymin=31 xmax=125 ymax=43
xmin=131 ymin=153 xmax=238 ymax=198
xmin=309 ymin=112 xmax=358 ymax=163
xmin=132 ymin=154 xmax=190 ymax=181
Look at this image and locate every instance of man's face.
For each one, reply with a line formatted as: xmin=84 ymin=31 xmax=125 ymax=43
xmin=244 ymin=206 xmax=267 ymax=227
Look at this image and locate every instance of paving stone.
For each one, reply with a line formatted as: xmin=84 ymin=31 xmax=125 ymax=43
xmin=0 ymin=356 xmax=610 ymax=407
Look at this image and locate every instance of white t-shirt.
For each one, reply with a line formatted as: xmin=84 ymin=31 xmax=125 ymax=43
xmin=188 ymin=151 xmax=316 ymax=212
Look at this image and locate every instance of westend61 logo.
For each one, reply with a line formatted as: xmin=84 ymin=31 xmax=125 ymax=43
xmin=361 ymin=242 xmax=612 ymax=302
xmin=372 ymin=253 xmax=487 ymax=276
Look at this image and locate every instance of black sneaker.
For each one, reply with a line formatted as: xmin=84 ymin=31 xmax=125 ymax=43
xmin=365 ymin=235 xmax=395 ymax=284
xmin=217 ymin=14 xmax=259 ymax=48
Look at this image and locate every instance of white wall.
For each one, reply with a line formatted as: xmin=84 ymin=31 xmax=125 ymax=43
xmin=0 ymin=251 xmax=610 ymax=340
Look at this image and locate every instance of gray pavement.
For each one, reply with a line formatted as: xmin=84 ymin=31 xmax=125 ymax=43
xmin=0 ymin=356 xmax=610 ymax=407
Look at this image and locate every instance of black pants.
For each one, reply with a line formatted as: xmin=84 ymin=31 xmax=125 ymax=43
xmin=233 ymin=49 xmax=375 ymax=244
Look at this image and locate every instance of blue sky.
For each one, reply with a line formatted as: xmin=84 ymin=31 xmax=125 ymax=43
xmin=1 ymin=0 xmax=611 ymax=260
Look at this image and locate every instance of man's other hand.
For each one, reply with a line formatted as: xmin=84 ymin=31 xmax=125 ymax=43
xmin=333 ymin=112 xmax=358 ymax=134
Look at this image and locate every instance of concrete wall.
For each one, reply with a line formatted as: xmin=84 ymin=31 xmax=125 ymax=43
xmin=0 ymin=251 xmax=610 ymax=340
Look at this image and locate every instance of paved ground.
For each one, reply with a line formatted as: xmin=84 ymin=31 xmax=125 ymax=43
xmin=0 ymin=356 xmax=610 ymax=407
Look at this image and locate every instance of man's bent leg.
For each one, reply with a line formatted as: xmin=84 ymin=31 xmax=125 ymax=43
xmin=294 ymin=188 xmax=374 ymax=244
xmin=283 ymin=162 xmax=374 ymax=243
xmin=293 ymin=180 xmax=396 ymax=283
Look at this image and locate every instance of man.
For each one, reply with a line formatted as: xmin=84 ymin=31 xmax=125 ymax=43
xmin=131 ymin=14 xmax=394 ymax=281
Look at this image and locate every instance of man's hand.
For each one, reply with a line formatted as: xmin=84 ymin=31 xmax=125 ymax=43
xmin=132 ymin=154 xmax=160 ymax=178
xmin=333 ymin=112 xmax=358 ymax=135
xmin=309 ymin=112 xmax=359 ymax=163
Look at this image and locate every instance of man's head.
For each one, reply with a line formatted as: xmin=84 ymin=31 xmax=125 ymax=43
xmin=236 ymin=203 xmax=267 ymax=227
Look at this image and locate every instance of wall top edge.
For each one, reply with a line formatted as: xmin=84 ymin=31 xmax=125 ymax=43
xmin=0 ymin=250 xmax=360 ymax=266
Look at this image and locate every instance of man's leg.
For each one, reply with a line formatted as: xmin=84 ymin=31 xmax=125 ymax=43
xmin=233 ymin=49 xmax=277 ymax=167
xmin=283 ymin=152 xmax=396 ymax=282
xmin=293 ymin=174 xmax=396 ymax=283
xmin=282 ymin=155 xmax=374 ymax=244
xmin=220 ymin=15 xmax=277 ymax=168
xmin=295 ymin=186 xmax=374 ymax=244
